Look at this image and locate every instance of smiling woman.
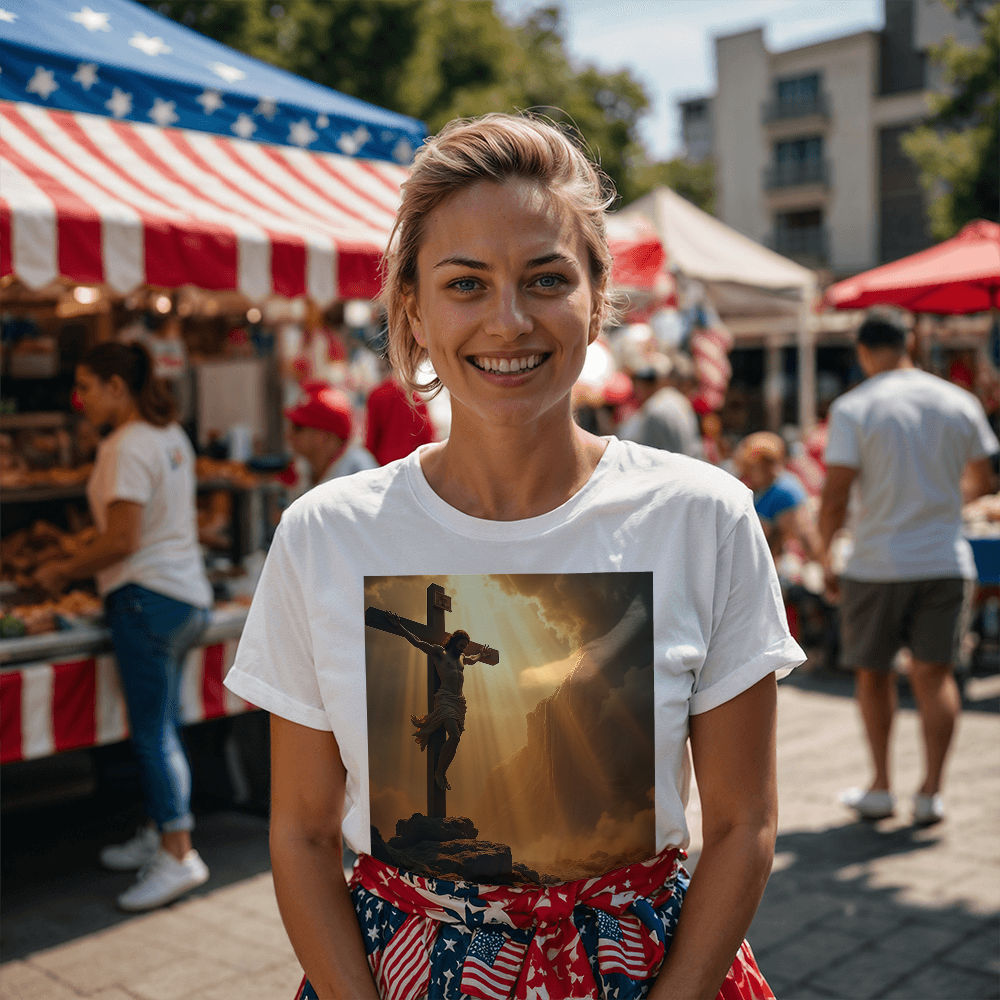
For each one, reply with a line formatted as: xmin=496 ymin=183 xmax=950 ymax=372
xmin=224 ymin=113 xmax=802 ymax=1000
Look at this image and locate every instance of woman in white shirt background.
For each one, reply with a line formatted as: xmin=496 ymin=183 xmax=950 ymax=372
xmin=34 ymin=342 xmax=213 ymax=913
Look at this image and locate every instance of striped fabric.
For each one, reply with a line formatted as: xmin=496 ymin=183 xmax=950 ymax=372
xmin=0 ymin=99 xmax=407 ymax=302
xmin=295 ymin=850 xmax=776 ymax=1000
xmin=0 ymin=639 xmax=250 ymax=764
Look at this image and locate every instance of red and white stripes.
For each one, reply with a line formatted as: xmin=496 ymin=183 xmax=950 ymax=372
xmin=0 ymin=639 xmax=251 ymax=765
xmin=0 ymin=100 xmax=407 ymax=303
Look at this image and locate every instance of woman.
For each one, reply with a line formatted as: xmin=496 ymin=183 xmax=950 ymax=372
xmin=35 ymin=342 xmax=213 ymax=912
xmin=225 ymin=114 xmax=803 ymax=999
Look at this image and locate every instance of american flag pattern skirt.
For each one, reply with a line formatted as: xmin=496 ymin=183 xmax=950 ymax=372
xmin=295 ymin=850 xmax=775 ymax=1000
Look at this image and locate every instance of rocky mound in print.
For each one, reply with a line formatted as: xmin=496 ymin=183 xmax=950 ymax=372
xmin=369 ymin=814 xmax=550 ymax=884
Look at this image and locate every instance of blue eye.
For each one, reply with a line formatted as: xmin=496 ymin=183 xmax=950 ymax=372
xmin=451 ymin=278 xmax=479 ymax=293
xmin=535 ymin=274 xmax=564 ymax=288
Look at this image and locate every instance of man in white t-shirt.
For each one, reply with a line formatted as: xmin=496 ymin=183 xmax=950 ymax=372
xmin=819 ymin=312 xmax=999 ymax=825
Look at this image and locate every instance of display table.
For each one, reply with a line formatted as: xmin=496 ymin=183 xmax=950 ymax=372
xmin=0 ymin=604 xmax=251 ymax=765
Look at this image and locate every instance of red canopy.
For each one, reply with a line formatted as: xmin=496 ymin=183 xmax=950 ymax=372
xmin=823 ymin=219 xmax=1000 ymax=314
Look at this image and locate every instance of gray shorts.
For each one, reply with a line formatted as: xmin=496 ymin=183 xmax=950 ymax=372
xmin=840 ymin=577 xmax=974 ymax=672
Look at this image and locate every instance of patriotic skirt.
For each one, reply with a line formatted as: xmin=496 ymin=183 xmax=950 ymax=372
xmin=295 ymin=850 xmax=775 ymax=1000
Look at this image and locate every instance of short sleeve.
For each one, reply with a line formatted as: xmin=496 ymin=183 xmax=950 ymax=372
xmin=111 ymin=434 xmax=155 ymax=505
xmin=224 ymin=519 xmax=331 ymax=731
xmin=690 ymin=495 xmax=805 ymax=715
xmin=824 ymin=404 xmax=860 ymax=468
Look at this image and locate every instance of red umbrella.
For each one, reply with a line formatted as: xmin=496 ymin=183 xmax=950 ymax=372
xmin=823 ymin=219 xmax=1000 ymax=314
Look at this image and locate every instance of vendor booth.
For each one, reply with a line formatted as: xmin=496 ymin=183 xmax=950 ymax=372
xmin=613 ymin=186 xmax=822 ymax=431
xmin=0 ymin=0 xmax=425 ymax=768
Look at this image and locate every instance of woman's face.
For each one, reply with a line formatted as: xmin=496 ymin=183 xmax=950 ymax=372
xmin=74 ymin=365 xmax=123 ymax=427
xmin=404 ymin=179 xmax=599 ymax=431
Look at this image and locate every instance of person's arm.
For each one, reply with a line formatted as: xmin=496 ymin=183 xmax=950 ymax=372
xmin=463 ymin=644 xmax=492 ymax=665
xmin=385 ymin=611 xmax=439 ymax=655
xmin=269 ymin=714 xmax=379 ymax=999
xmin=650 ymin=674 xmax=778 ymax=999
xmin=774 ymin=504 xmax=824 ymax=564
xmin=964 ymin=455 xmax=997 ymax=503
xmin=33 ymin=501 xmax=143 ymax=593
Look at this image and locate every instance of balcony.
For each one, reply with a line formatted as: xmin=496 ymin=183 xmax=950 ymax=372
xmin=769 ymin=225 xmax=828 ymax=264
xmin=763 ymin=158 xmax=830 ymax=190
xmin=762 ymin=91 xmax=830 ymax=124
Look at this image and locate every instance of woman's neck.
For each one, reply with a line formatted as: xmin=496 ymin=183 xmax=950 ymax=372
xmin=420 ymin=406 xmax=608 ymax=521
xmin=109 ymin=400 xmax=142 ymax=430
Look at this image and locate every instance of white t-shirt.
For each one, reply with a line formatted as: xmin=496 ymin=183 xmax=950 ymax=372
xmin=825 ymin=368 xmax=999 ymax=581
xmin=225 ymin=439 xmax=802 ymax=881
xmin=87 ymin=422 xmax=213 ymax=608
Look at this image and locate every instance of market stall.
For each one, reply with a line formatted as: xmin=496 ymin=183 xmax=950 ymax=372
xmin=613 ymin=186 xmax=821 ymax=430
xmin=0 ymin=0 xmax=426 ymax=767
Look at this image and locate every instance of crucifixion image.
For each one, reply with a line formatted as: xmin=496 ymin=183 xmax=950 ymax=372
xmin=364 ymin=583 xmax=499 ymax=817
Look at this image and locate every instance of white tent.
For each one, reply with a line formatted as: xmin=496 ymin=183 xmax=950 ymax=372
xmin=615 ymin=186 xmax=819 ymax=429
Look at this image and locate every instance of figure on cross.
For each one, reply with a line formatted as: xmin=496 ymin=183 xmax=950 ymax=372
xmin=385 ymin=611 xmax=494 ymax=791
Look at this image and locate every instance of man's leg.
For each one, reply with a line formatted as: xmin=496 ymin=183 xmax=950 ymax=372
xmin=434 ymin=720 xmax=461 ymax=790
xmin=855 ymin=668 xmax=896 ymax=792
xmin=907 ymin=659 xmax=960 ymax=797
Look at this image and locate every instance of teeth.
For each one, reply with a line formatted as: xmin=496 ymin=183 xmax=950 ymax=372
xmin=474 ymin=354 xmax=543 ymax=372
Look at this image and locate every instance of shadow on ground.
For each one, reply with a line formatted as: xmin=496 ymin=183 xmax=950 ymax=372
xmin=1 ymin=714 xmax=273 ymax=962
xmin=750 ymin=821 xmax=1000 ymax=999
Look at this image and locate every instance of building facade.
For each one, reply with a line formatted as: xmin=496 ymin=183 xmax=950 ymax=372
xmin=687 ymin=0 xmax=982 ymax=279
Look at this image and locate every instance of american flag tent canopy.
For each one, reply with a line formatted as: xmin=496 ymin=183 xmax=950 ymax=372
xmin=1 ymin=99 xmax=408 ymax=303
xmin=0 ymin=0 xmax=426 ymax=302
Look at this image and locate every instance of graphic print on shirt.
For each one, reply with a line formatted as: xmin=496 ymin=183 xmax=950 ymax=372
xmin=364 ymin=573 xmax=654 ymax=885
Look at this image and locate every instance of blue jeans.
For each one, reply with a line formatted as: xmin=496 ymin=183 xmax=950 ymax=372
xmin=105 ymin=584 xmax=209 ymax=833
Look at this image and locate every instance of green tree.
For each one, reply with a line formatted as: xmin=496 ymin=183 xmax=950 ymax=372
xmin=902 ymin=1 xmax=999 ymax=238
xmin=142 ymin=1 xmax=705 ymax=211
xmin=626 ymin=157 xmax=715 ymax=214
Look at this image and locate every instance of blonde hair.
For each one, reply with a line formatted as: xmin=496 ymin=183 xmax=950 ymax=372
xmin=737 ymin=431 xmax=787 ymax=467
xmin=381 ymin=113 xmax=617 ymax=395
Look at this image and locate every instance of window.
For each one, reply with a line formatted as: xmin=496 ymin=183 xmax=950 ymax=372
xmin=776 ymin=73 xmax=819 ymax=106
xmin=774 ymin=137 xmax=823 ymax=165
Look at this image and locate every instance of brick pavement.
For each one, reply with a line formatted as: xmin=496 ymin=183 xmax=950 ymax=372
xmin=2 ymin=675 xmax=997 ymax=1000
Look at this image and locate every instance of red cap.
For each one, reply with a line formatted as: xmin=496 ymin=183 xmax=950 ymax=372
xmin=285 ymin=387 xmax=353 ymax=440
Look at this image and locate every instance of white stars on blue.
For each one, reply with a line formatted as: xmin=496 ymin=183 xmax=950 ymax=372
xmin=26 ymin=66 xmax=58 ymax=100
xmin=73 ymin=63 xmax=99 ymax=91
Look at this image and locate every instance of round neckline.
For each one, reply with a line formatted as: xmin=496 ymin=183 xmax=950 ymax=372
xmin=405 ymin=436 xmax=622 ymax=540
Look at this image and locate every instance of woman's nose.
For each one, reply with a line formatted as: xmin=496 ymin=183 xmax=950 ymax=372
xmin=485 ymin=287 xmax=532 ymax=341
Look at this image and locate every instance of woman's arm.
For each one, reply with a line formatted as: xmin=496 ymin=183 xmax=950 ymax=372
xmin=269 ymin=714 xmax=380 ymax=999
xmin=33 ymin=501 xmax=143 ymax=593
xmin=651 ymin=673 xmax=778 ymax=1000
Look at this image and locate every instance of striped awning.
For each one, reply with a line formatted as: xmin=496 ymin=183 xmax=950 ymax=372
xmin=0 ymin=99 xmax=408 ymax=303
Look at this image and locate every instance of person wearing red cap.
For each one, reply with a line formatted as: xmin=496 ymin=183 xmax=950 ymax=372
xmin=286 ymin=386 xmax=376 ymax=489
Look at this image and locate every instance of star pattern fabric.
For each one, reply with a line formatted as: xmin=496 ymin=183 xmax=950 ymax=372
xmin=293 ymin=851 xmax=776 ymax=1000
xmin=1 ymin=0 xmax=423 ymax=162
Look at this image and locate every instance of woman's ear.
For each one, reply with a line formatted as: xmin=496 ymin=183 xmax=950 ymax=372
xmin=107 ymin=373 xmax=129 ymax=398
xmin=404 ymin=290 xmax=427 ymax=348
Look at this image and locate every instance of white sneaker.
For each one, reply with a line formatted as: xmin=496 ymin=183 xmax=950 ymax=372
xmin=117 ymin=848 xmax=209 ymax=912
xmin=100 ymin=824 xmax=159 ymax=871
xmin=913 ymin=793 xmax=945 ymax=826
xmin=839 ymin=787 xmax=896 ymax=819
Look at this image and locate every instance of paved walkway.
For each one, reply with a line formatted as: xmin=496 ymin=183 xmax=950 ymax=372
xmin=2 ymin=676 xmax=998 ymax=1000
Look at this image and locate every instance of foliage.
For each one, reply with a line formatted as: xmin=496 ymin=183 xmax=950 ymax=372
xmin=902 ymin=1 xmax=999 ymax=238
xmin=141 ymin=0 xmax=705 ymax=211
xmin=626 ymin=157 xmax=715 ymax=214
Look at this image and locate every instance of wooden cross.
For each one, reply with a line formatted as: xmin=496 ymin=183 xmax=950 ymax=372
xmin=365 ymin=583 xmax=499 ymax=818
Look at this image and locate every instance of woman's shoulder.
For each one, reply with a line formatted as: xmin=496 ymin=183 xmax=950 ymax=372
xmin=611 ymin=439 xmax=751 ymax=514
xmin=281 ymin=459 xmax=409 ymax=532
